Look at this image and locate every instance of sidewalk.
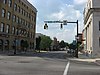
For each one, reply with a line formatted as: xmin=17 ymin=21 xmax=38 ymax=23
xmin=68 ymin=53 xmax=100 ymax=65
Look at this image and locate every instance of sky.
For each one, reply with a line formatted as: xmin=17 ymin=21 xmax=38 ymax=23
xmin=28 ymin=0 xmax=87 ymax=43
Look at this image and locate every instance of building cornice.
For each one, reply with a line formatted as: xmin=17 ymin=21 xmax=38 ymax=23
xmin=21 ymin=0 xmax=37 ymax=13
xmin=84 ymin=8 xmax=100 ymax=25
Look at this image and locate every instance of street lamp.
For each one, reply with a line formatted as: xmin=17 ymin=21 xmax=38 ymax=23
xmin=44 ymin=20 xmax=79 ymax=58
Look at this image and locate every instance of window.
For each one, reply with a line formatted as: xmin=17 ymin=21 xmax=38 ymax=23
xmin=26 ymin=12 xmax=28 ymax=17
xmin=12 ymin=27 xmax=15 ymax=34
xmin=31 ymin=16 xmax=34 ymax=21
xmin=3 ymin=0 xmax=6 ymax=4
xmin=16 ymin=16 xmax=19 ymax=24
xmin=7 ymin=11 xmax=11 ymax=20
xmin=28 ymin=23 xmax=30 ymax=28
xmin=22 ymin=9 xmax=24 ymax=15
xmin=16 ymin=28 xmax=18 ymax=35
xmin=0 ymin=23 xmax=4 ymax=32
xmin=13 ymin=15 xmax=16 ymax=22
xmin=29 ymin=14 xmax=31 ymax=18
xmin=14 ymin=3 xmax=17 ymax=11
xmin=6 ymin=24 xmax=10 ymax=33
xmin=19 ymin=18 xmax=21 ymax=24
xmin=21 ymin=8 xmax=22 ymax=14
xmin=20 ymin=18 xmax=22 ymax=24
xmin=22 ymin=19 xmax=24 ymax=25
xmin=30 ymin=24 xmax=32 ymax=28
xmin=24 ymin=10 xmax=25 ymax=16
xmin=2 ymin=8 xmax=6 ymax=17
xmin=18 ymin=6 xmax=20 ymax=13
xmin=18 ymin=29 xmax=21 ymax=35
xmin=25 ymin=21 xmax=26 ymax=26
xmin=8 ymin=0 xmax=12 ymax=7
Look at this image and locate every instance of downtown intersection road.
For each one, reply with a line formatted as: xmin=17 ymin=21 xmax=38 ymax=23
xmin=0 ymin=51 xmax=100 ymax=75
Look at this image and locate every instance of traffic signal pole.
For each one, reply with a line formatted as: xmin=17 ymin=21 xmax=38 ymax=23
xmin=44 ymin=20 xmax=79 ymax=58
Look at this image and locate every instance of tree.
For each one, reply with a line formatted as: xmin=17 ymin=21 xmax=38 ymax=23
xmin=59 ymin=40 xmax=66 ymax=48
xmin=40 ymin=35 xmax=52 ymax=50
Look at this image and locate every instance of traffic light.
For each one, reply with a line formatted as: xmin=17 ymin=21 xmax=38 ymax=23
xmin=44 ymin=23 xmax=48 ymax=29
xmin=60 ymin=24 xmax=63 ymax=29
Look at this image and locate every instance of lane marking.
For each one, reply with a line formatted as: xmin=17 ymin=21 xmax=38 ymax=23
xmin=63 ymin=61 xmax=70 ymax=75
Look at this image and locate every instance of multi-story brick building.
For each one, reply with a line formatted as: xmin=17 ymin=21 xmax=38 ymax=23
xmin=0 ymin=0 xmax=37 ymax=53
xmin=83 ymin=0 xmax=100 ymax=57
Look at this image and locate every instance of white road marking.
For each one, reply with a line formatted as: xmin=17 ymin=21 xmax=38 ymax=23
xmin=63 ymin=61 xmax=70 ymax=75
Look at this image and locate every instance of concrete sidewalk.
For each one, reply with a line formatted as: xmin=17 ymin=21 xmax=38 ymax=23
xmin=68 ymin=53 xmax=100 ymax=65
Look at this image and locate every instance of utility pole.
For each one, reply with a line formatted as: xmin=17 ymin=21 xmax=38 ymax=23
xmin=44 ymin=20 xmax=79 ymax=58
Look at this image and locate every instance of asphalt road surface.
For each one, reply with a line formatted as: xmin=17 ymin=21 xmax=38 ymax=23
xmin=0 ymin=51 xmax=100 ymax=75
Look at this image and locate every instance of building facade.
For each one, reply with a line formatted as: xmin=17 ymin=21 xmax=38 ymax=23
xmin=0 ymin=0 xmax=37 ymax=52
xmin=83 ymin=0 xmax=100 ymax=57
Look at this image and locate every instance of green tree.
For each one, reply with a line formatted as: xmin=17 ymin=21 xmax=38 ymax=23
xmin=59 ymin=40 xmax=66 ymax=48
xmin=40 ymin=35 xmax=52 ymax=50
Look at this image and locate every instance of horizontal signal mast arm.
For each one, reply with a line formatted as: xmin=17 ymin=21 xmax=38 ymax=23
xmin=44 ymin=21 xmax=63 ymax=23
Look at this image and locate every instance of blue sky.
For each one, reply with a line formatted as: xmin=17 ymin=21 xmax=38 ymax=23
xmin=28 ymin=0 xmax=87 ymax=43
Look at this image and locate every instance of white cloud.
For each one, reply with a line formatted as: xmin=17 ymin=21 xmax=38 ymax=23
xmin=49 ymin=11 xmax=65 ymax=20
xmin=27 ymin=0 xmax=85 ymax=43
xmin=74 ymin=0 xmax=87 ymax=5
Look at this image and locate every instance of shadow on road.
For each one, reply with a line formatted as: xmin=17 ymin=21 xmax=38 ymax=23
xmin=0 ymin=51 xmax=71 ymax=59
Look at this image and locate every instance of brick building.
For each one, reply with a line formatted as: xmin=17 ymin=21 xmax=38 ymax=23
xmin=0 ymin=0 xmax=37 ymax=52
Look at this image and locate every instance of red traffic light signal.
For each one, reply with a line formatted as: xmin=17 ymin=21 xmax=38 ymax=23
xmin=44 ymin=23 xmax=48 ymax=29
xmin=61 ymin=24 xmax=63 ymax=29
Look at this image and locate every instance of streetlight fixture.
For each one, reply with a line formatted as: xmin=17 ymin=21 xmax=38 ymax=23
xmin=44 ymin=20 xmax=79 ymax=58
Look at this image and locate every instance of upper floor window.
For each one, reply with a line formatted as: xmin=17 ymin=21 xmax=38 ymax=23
xmin=13 ymin=15 xmax=16 ymax=22
xmin=7 ymin=11 xmax=11 ymax=20
xmin=16 ymin=16 xmax=19 ymax=24
xmin=0 ymin=23 xmax=5 ymax=32
xmin=16 ymin=28 xmax=18 ymax=35
xmin=6 ymin=24 xmax=10 ymax=33
xmin=24 ymin=10 xmax=25 ymax=16
xmin=3 ymin=0 xmax=6 ymax=4
xmin=8 ymin=0 xmax=12 ymax=7
xmin=12 ymin=27 xmax=15 ymax=34
xmin=31 ymin=16 xmax=34 ymax=21
xmin=18 ymin=6 xmax=20 ymax=13
xmin=19 ymin=18 xmax=21 ymax=24
xmin=14 ymin=3 xmax=17 ymax=11
xmin=21 ymin=8 xmax=23 ymax=14
xmin=2 ymin=8 xmax=6 ymax=18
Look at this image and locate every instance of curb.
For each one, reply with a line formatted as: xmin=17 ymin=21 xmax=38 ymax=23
xmin=95 ymin=60 xmax=100 ymax=66
xmin=68 ymin=58 xmax=100 ymax=66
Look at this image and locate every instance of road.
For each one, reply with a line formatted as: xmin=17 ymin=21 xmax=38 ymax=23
xmin=0 ymin=51 xmax=100 ymax=75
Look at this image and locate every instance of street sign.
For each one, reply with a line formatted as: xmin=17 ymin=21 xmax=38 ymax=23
xmin=63 ymin=20 xmax=67 ymax=25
